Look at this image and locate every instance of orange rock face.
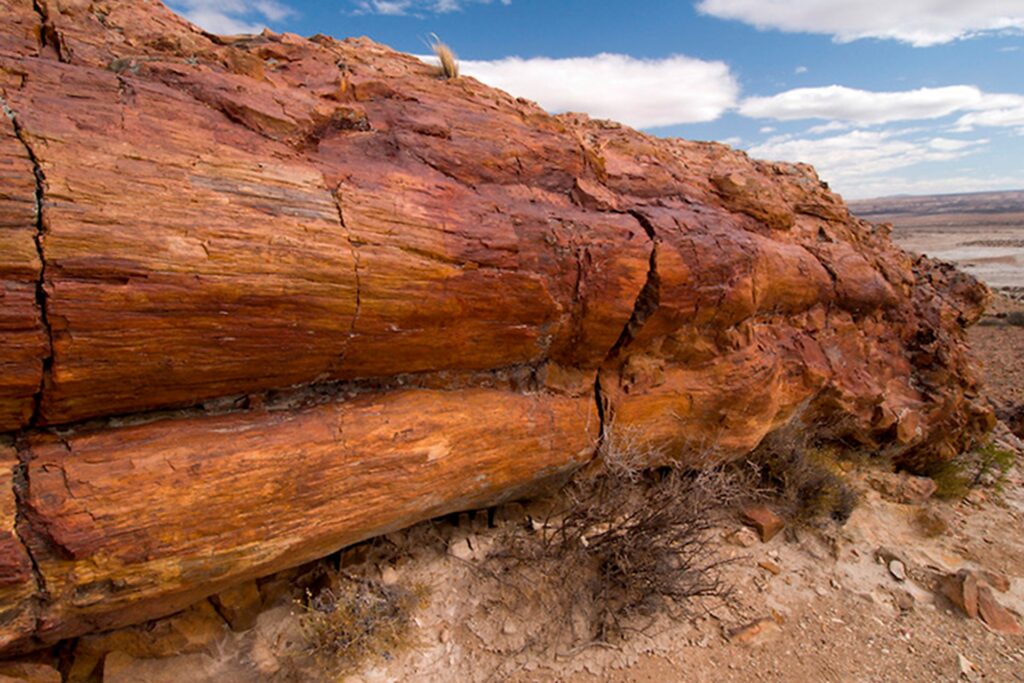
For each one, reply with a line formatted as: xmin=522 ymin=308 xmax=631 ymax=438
xmin=0 ymin=0 xmax=992 ymax=652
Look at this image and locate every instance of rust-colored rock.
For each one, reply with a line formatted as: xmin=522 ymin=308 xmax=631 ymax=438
xmin=866 ymin=471 xmax=938 ymax=505
xmin=941 ymin=569 xmax=980 ymax=619
xmin=0 ymin=661 xmax=60 ymax=683
xmin=65 ymin=601 xmax=225 ymax=683
xmin=741 ymin=505 xmax=785 ymax=542
xmin=0 ymin=0 xmax=993 ymax=653
xmin=209 ymin=581 xmax=262 ymax=633
xmin=727 ymin=617 xmax=782 ymax=646
xmin=977 ymin=585 xmax=1023 ymax=635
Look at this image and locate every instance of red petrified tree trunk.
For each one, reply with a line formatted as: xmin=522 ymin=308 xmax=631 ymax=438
xmin=0 ymin=0 xmax=992 ymax=652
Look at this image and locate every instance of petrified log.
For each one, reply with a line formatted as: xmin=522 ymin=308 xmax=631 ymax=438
xmin=0 ymin=0 xmax=992 ymax=652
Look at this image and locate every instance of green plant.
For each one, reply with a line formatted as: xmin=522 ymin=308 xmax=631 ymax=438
xmin=969 ymin=442 xmax=1017 ymax=489
xmin=429 ymin=34 xmax=459 ymax=80
xmin=923 ymin=459 xmax=971 ymax=500
xmin=295 ymin=573 xmax=425 ymax=676
xmin=921 ymin=441 xmax=1017 ymax=499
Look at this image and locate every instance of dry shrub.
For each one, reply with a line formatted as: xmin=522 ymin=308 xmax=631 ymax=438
xmin=745 ymin=431 xmax=858 ymax=525
xmin=429 ymin=34 xmax=459 ymax=80
xmin=295 ymin=572 xmax=425 ymax=676
xmin=482 ymin=431 xmax=741 ymax=657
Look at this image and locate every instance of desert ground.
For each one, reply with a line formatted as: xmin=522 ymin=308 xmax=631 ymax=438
xmin=850 ymin=190 xmax=1024 ymax=300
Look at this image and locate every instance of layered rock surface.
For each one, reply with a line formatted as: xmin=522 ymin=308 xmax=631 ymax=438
xmin=0 ymin=0 xmax=992 ymax=653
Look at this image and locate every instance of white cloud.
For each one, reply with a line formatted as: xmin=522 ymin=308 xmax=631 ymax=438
xmin=807 ymin=121 xmax=850 ymax=134
xmin=740 ymin=85 xmax=1024 ymax=128
xmin=740 ymin=85 xmax=991 ymax=124
xmin=454 ymin=53 xmax=739 ymax=128
xmin=747 ymin=129 xmax=989 ymax=198
xmin=954 ymin=104 xmax=1024 ymax=131
xmin=352 ymin=0 xmax=509 ymax=15
xmin=169 ymin=0 xmax=293 ymax=34
xmin=794 ymin=65 xmax=808 ymax=74
xmin=696 ymin=0 xmax=1024 ymax=47
xmin=844 ymin=174 xmax=1024 ymax=199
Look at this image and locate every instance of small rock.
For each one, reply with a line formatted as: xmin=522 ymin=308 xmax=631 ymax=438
xmin=68 ymin=601 xmax=226 ymax=681
xmin=210 ymin=581 xmax=263 ymax=632
xmin=448 ymin=537 xmax=474 ymax=561
xmin=940 ymin=570 xmax=979 ymax=619
xmin=888 ymin=560 xmax=907 ymax=582
xmin=0 ymin=662 xmax=61 ymax=683
xmin=980 ymin=570 xmax=1011 ymax=593
xmin=727 ymin=618 xmax=781 ymax=646
xmin=502 ymin=620 xmax=519 ymax=636
xmin=740 ymin=505 xmax=785 ymax=542
xmin=758 ymin=560 xmax=782 ymax=576
xmin=726 ymin=527 xmax=760 ymax=548
xmin=875 ymin=546 xmax=906 ymax=566
xmin=892 ymin=589 xmax=915 ymax=612
xmin=898 ymin=475 xmax=938 ymax=505
xmin=977 ymin=584 xmax=1024 ymax=635
xmin=866 ymin=472 xmax=937 ymax=505
xmin=438 ymin=627 xmax=450 ymax=644
xmin=957 ymin=653 xmax=980 ymax=681
xmin=102 ymin=651 xmax=223 ymax=683
xmin=380 ymin=565 xmax=400 ymax=585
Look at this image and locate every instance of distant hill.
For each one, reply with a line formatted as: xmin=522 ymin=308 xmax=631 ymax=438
xmin=849 ymin=189 xmax=1024 ymax=219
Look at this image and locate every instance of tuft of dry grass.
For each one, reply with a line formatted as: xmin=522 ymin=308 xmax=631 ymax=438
xmin=429 ymin=33 xmax=459 ymax=80
xmin=744 ymin=430 xmax=859 ymax=525
xmin=295 ymin=572 xmax=426 ymax=676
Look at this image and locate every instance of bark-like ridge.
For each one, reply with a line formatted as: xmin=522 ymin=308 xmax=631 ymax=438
xmin=0 ymin=0 xmax=993 ymax=652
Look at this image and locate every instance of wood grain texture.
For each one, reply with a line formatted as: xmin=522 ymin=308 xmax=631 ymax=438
xmin=15 ymin=389 xmax=596 ymax=648
xmin=0 ymin=0 xmax=996 ymax=652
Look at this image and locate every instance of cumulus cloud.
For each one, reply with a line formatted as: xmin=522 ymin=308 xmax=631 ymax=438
xmin=454 ymin=53 xmax=739 ymax=128
xmin=696 ymin=0 xmax=1024 ymax=47
xmin=352 ymin=0 xmax=509 ymax=15
xmin=747 ymin=129 xmax=989 ymax=197
xmin=954 ymin=103 xmax=1024 ymax=131
xmin=740 ymin=85 xmax=1024 ymax=127
xmin=168 ymin=0 xmax=293 ymax=34
xmin=740 ymin=85 xmax=990 ymax=124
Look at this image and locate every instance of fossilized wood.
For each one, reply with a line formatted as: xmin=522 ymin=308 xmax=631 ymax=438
xmin=0 ymin=0 xmax=994 ymax=652
xmin=6 ymin=389 xmax=596 ymax=651
xmin=0 ymin=108 xmax=46 ymax=432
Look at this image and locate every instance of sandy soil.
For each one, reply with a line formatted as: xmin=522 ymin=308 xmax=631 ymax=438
xmin=849 ymin=190 xmax=1024 ymax=295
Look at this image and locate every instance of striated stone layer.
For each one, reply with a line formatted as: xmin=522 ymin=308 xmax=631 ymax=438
xmin=0 ymin=0 xmax=992 ymax=652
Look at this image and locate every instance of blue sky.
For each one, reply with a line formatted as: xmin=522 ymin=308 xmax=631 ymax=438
xmin=167 ymin=0 xmax=1024 ymax=199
